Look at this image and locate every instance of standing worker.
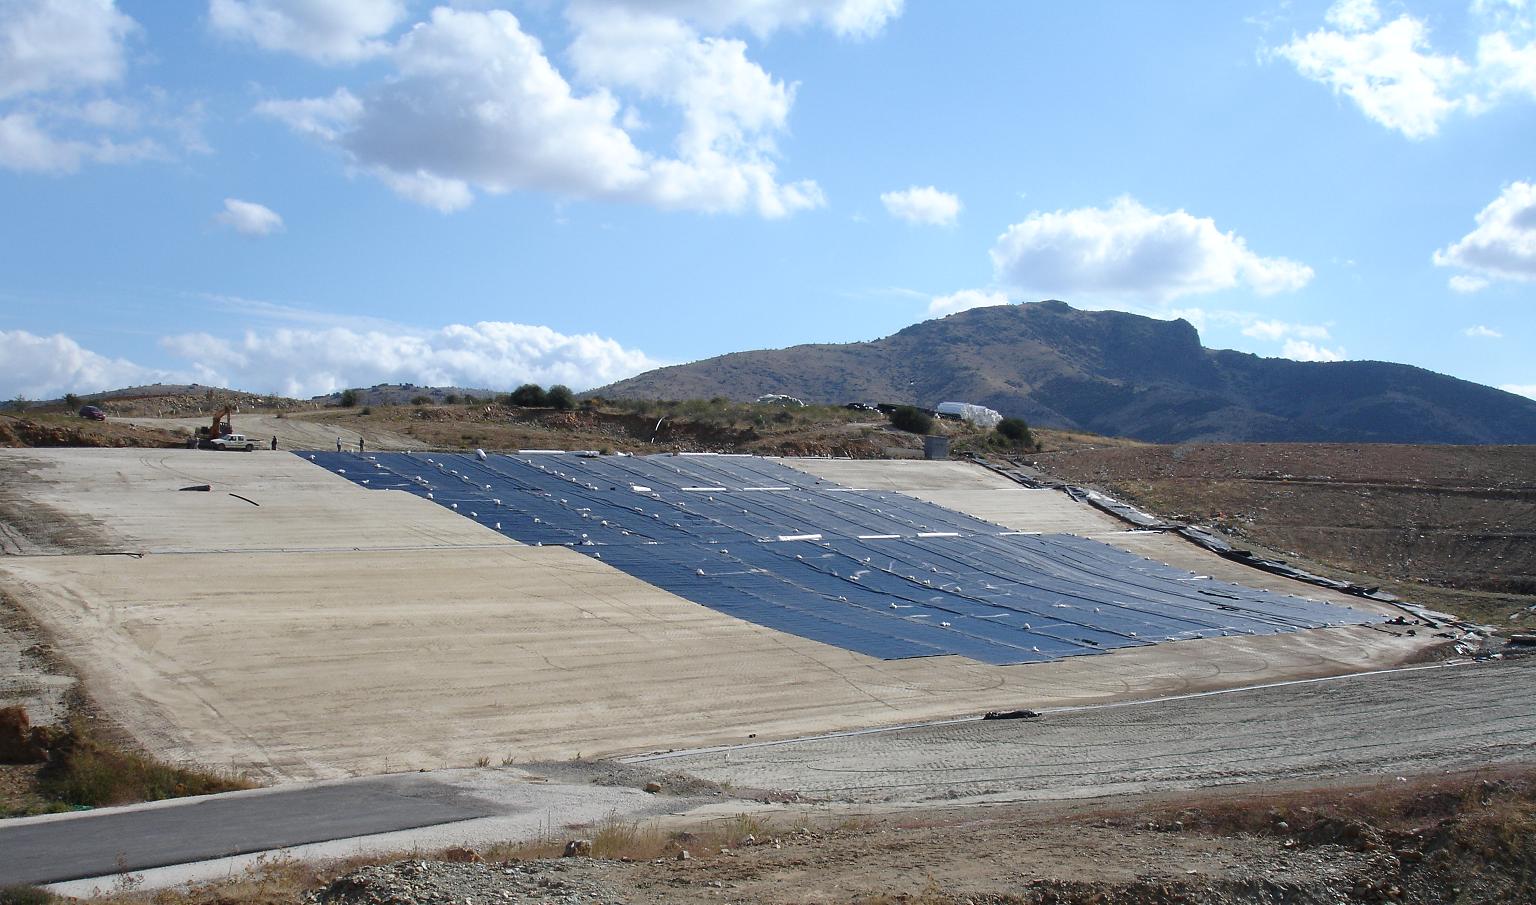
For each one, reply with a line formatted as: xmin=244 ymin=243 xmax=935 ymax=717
xmin=270 ymin=436 xmax=277 ymax=451
xmin=336 ymin=437 xmax=342 ymax=452
xmin=358 ymin=436 xmax=365 ymax=453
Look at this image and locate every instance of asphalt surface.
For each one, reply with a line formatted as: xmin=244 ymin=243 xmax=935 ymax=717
xmin=0 ymin=774 xmax=500 ymax=886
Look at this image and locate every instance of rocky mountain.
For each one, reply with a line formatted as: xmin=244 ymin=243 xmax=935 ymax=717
xmin=594 ymin=300 xmax=1536 ymax=444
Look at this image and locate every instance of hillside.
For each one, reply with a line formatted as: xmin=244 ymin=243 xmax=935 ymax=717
xmin=594 ymin=300 xmax=1536 ymax=444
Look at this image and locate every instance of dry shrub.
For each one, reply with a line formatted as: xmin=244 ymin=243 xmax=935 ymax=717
xmin=39 ymin=717 xmax=254 ymax=808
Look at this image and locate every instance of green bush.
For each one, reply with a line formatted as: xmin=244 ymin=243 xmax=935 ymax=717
xmin=547 ymin=385 xmax=575 ymax=411
xmin=411 ymin=395 xmax=433 ymax=406
xmin=888 ymin=405 xmax=934 ymax=434
xmin=996 ymin=417 xmax=1035 ymax=448
xmin=338 ymin=388 xmax=360 ymax=408
xmin=510 ymin=383 xmax=548 ymax=407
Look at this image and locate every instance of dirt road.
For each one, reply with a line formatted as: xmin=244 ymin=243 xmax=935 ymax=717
xmin=119 ymin=413 xmax=417 ymax=451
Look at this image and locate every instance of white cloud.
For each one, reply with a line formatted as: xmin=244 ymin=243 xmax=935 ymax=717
xmin=254 ymin=88 xmax=362 ymax=141
xmin=0 ymin=319 xmax=661 ymax=401
xmin=215 ymin=198 xmax=285 ymax=236
xmin=161 ymin=321 xmax=661 ymax=397
xmin=1464 ymin=324 xmax=1503 ymax=337
xmin=1281 ymin=338 xmax=1347 ymax=361
xmin=1276 ymin=2 xmax=1469 ymax=139
xmin=0 ymin=0 xmax=137 ymax=100
xmin=0 ymin=111 xmax=160 ymax=173
xmin=0 ymin=2 xmax=201 ymax=174
xmin=881 ymin=185 xmax=961 ymax=226
xmin=1241 ymin=319 xmax=1331 ymax=341
xmin=1325 ymin=0 xmax=1381 ymax=31
xmin=989 ymin=196 xmax=1313 ymax=302
xmin=1500 ymin=383 xmax=1536 ymax=399
xmin=1276 ymin=0 xmax=1536 ymax=139
xmin=208 ymin=0 xmax=407 ymax=63
xmin=0 ymin=329 xmax=179 ymax=399
xmin=259 ymin=6 xmax=826 ymax=217
xmin=566 ymin=4 xmax=821 ymax=217
xmin=1449 ymin=273 xmax=1492 ymax=292
xmin=927 ymin=289 xmax=1009 ymax=317
xmin=578 ymin=0 xmax=903 ymax=39
xmin=1434 ymin=181 xmax=1536 ymax=284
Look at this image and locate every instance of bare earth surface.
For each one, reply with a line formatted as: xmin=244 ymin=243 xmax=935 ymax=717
xmin=0 ymin=449 xmax=1434 ymax=783
xmin=1024 ymin=443 xmax=1536 ymax=627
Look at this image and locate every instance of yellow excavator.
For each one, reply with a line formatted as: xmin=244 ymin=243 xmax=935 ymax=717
xmin=190 ymin=406 xmax=234 ymax=449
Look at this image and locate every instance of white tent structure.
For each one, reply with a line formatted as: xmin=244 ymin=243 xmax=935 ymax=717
xmin=936 ymin=401 xmax=1003 ymax=428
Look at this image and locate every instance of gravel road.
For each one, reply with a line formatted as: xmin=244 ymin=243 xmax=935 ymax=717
xmin=649 ymin=656 xmax=1536 ymax=803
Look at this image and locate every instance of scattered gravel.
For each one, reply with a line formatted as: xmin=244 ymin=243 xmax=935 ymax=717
xmin=309 ymin=859 xmax=628 ymax=905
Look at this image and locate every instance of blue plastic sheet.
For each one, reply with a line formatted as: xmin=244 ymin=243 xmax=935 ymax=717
xmin=303 ymin=451 xmax=1381 ymax=665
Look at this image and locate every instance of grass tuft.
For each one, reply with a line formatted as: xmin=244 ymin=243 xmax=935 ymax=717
xmin=0 ymin=886 xmax=54 ymax=905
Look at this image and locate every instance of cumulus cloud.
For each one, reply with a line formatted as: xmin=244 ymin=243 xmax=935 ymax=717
xmin=1434 ymin=181 xmax=1536 ymax=285
xmin=215 ymin=198 xmax=285 ymax=236
xmin=159 ymin=321 xmax=661 ymax=397
xmin=1500 ymin=383 xmax=1536 ymax=399
xmin=573 ymin=0 xmax=902 ymax=39
xmin=258 ymin=5 xmax=829 ymax=217
xmin=566 ymin=4 xmax=822 ymax=217
xmin=1464 ymin=324 xmax=1503 ymax=337
xmin=989 ymin=196 xmax=1313 ymax=302
xmin=0 ymin=319 xmax=660 ymax=401
xmin=0 ymin=0 xmax=137 ymax=100
xmin=0 ymin=329 xmax=179 ymax=399
xmin=1281 ymin=339 xmax=1347 ymax=361
xmin=0 ymin=1 xmax=201 ymax=174
xmin=927 ymin=289 xmax=1009 ymax=317
xmin=208 ymin=0 xmax=407 ymax=63
xmin=881 ymin=186 xmax=961 ymax=226
xmin=1275 ymin=0 xmax=1536 ymax=139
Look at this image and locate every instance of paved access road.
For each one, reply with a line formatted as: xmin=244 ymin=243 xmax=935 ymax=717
xmin=644 ymin=657 xmax=1536 ymax=804
xmin=0 ymin=773 xmax=504 ymax=886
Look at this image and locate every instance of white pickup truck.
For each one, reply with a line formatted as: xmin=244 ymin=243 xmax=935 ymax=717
xmin=210 ymin=433 xmax=256 ymax=451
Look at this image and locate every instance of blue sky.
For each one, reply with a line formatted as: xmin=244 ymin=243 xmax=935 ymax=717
xmin=1 ymin=0 xmax=1534 ymax=401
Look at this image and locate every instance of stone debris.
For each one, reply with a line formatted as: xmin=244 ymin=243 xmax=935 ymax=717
xmin=308 ymin=859 xmax=626 ymax=905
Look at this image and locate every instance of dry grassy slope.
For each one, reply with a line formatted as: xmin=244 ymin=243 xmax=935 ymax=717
xmin=1026 ymin=442 xmax=1536 ymax=626
xmin=594 ymin=300 xmax=1536 ymax=444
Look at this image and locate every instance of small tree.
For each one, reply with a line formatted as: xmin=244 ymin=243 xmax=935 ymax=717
xmin=64 ymin=393 xmax=81 ymax=409
xmin=411 ymin=395 xmax=434 ymax=406
xmin=546 ymin=384 xmax=575 ymax=411
xmin=444 ymin=393 xmax=460 ymax=405
xmin=510 ymin=383 xmax=548 ymax=407
xmin=338 ymin=388 xmax=360 ymax=408
xmin=888 ymin=405 xmax=934 ymax=434
xmin=996 ymin=417 xmax=1035 ymax=448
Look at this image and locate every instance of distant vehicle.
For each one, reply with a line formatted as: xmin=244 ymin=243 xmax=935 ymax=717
xmin=209 ymin=433 xmax=255 ymax=451
xmin=77 ymin=405 xmax=106 ymax=421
